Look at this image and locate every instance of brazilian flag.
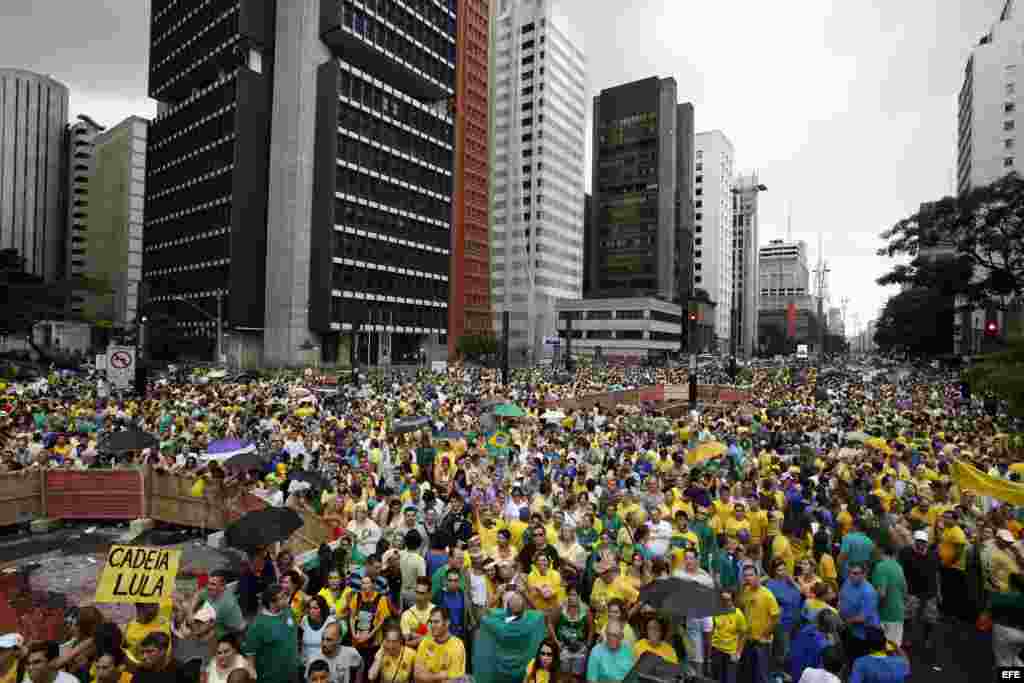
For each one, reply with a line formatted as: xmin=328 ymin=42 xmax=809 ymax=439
xmin=486 ymin=430 xmax=512 ymax=457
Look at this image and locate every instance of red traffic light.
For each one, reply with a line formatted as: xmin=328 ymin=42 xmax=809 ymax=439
xmin=689 ymin=313 xmax=697 ymax=321
xmin=986 ymin=321 xmax=999 ymax=335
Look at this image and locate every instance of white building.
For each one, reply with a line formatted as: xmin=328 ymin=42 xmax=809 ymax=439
xmin=490 ymin=0 xmax=587 ymax=361
xmin=694 ymin=131 xmax=735 ymax=345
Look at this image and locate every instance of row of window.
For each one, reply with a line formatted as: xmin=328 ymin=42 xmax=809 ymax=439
xmin=334 ymin=231 xmax=448 ymax=274
xmin=337 ymin=264 xmax=448 ymax=302
xmin=341 ymin=3 xmax=454 ymax=89
xmin=357 ymin=0 xmax=456 ymax=46
xmin=335 ymin=167 xmax=450 ymax=222
xmin=334 ymin=198 xmax=448 ymax=252
xmin=338 ymin=73 xmax=452 ymax=148
xmin=332 ymin=299 xmax=447 ymax=330
xmin=337 ymin=134 xmax=451 ymax=197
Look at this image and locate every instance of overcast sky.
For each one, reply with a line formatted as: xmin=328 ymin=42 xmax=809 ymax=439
xmin=1 ymin=0 xmax=1009 ymax=334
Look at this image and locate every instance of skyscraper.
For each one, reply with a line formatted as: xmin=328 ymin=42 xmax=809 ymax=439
xmin=693 ymin=130 xmax=735 ymax=346
xmin=145 ymin=0 xmax=463 ymax=367
xmin=0 ymin=68 xmax=69 ymax=282
xmin=490 ymin=0 xmax=587 ymax=361
xmin=143 ymin=0 xmax=276 ymax=362
xmin=731 ymin=172 xmax=763 ymax=358
xmin=449 ymin=0 xmax=493 ymax=356
xmin=588 ymin=77 xmax=694 ymax=305
xmin=958 ymin=0 xmax=1023 ymax=194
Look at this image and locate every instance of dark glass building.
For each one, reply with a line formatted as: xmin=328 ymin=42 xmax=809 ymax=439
xmin=144 ymin=0 xmax=468 ymax=366
xmin=143 ymin=0 xmax=276 ymax=361
xmin=587 ymin=77 xmax=694 ymax=305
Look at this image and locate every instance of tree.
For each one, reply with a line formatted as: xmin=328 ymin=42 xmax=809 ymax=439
xmin=0 ymin=249 xmax=110 ymax=365
xmin=873 ymin=287 xmax=955 ymax=356
xmin=968 ymin=333 xmax=1024 ymax=416
xmin=456 ymin=333 xmax=499 ymax=362
xmin=877 ymin=173 xmax=1024 ymax=305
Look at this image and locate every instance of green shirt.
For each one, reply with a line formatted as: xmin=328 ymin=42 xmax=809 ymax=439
xmin=431 ymin=564 xmax=466 ymax=598
xmin=871 ymin=558 xmax=907 ymax=623
xmin=242 ymin=610 xmax=299 ymax=683
xmin=198 ymin=588 xmax=245 ymax=640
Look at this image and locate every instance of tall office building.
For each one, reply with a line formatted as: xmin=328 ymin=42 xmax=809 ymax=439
xmin=588 ymin=77 xmax=694 ymax=303
xmin=955 ymin=0 xmax=1023 ymax=352
xmin=958 ymin=0 xmax=1024 ymax=194
xmin=84 ymin=117 xmax=147 ymax=327
xmin=828 ymin=306 xmax=844 ymax=335
xmin=65 ymin=115 xmax=104 ymax=317
xmin=693 ymin=130 xmax=734 ymax=345
xmin=758 ymin=238 xmax=810 ymax=306
xmin=731 ymin=172 xmax=762 ymax=358
xmin=0 ymin=68 xmax=69 ymax=282
xmin=449 ymin=0 xmax=492 ymax=356
xmin=145 ymin=0 xmax=464 ymax=367
xmin=490 ymin=0 xmax=587 ymax=360
xmin=143 ymin=0 xmax=276 ymax=362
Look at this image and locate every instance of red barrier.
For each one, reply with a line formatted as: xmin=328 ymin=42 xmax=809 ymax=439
xmin=45 ymin=470 xmax=145 ymax=520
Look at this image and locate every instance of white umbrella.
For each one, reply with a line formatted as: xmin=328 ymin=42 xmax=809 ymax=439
xmin=542 ymin=409 xmax=566 ymax=421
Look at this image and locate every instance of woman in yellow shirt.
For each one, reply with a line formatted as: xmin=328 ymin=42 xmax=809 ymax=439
xmin=527 ymin=553 xmax=564 ymax=615
xmin=633 ymin=616 xmax=679 ymax=664
xmin=710 ymin=589 xmax=747 ymax=680
xmin=368 ymin=622 xmax=416 ymax=683
xmin=522 ymin=639 xmax=559 ymax=683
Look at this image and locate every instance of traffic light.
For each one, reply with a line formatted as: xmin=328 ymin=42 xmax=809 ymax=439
xmin=689 ymin=312 xmax=697 ymax=321
xmin=985 ymin=320 xmax=999 ymax=336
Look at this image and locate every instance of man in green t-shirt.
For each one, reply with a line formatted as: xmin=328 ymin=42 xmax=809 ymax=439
xmin=243 ymin=584 xmax=300 ymax=683
xmin=871 ymin=542 xmax=907 ymax=648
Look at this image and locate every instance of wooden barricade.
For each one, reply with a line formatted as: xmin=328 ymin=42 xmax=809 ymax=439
xmin=0 ymin=470 xmax=44 ymax=526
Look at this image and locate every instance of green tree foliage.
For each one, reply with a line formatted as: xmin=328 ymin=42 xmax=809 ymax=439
xmin=969 ymin=334 xmax=1024 ymax=416
xmin=0 ymin=248 xmax=110 ymax=335
xmin=873 ymin=287 xmax=955 ymax=355
xmin=456 ymin=333 xmax=499 ymax=361
xmin=877 ymin=173 xmax=1024 ymax=304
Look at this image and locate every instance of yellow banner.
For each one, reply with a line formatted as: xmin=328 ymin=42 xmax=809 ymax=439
xmin=951 ymin=459 xmax=1024 ymax=507
xmin=95 ymin=545 xmax=181 ymax=604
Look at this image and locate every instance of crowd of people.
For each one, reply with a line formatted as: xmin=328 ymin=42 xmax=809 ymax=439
xmin=1 ymin=358 xmax=1023 ymax=683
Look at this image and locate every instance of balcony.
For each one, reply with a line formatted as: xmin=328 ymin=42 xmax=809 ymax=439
xmin=321 ymin=0 xmax=453 ymax=101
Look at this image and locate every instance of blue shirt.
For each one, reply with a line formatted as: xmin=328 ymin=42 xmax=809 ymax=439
xmin=766 ymin=578 xmax=804 ymax=629
xmin=586 ymin=642 xmax=635 ymax=683
xmin=839 ymin=579 xmax=880 ymax=640
xmin=788 ymin=623 xmax=829 ymax=682
xmin=849 ymin=654 xmax=910 ymax=683
xmin=440 ymin=590 xmax=467 ymax=638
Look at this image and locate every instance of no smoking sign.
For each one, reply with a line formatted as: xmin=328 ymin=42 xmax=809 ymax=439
xmin=110 ymin=352 xmax=132 ymax=369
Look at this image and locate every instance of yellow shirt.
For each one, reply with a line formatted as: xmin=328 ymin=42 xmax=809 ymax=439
xmin=711 ymin=608 xmax=748 ymax=655
xmin=380 ymin=646 xmax=417 ymax=683
xmin=818 ymin=553 xmax=838 ymax=587
xmin=927 ymin=504 xmax=952 ymax=531
xmin=739 ymin=586 xmax=780 ymax=643
xmin=415 ymin=636 xmax=466 ymax=678
xmin=836 ymin=510 xmax=853 ymax=539
xmin=400 ymin=604 xmax=434 ymax=641
xmin=319 ymin=588 xmax=349 ymax=618
xmin=527 ymin=568 xmax=564 ymax=610
xmin=940 ymin=526 xmax=968 ymax=571
xmin=724 ymin=517 xmax=752 ymax=539
xmin=871 ymin=489 xmax=894 ymax=513
xmin=747 ymin=511 xmax=769 ymax=545
xmin=712 ymin=501 xmax=735 ymax=528
xmin=523 ymin=659 xmax=551 ymax=683
xmin=476 ymin=520 xmax=505 ymax=556
xmin=771 ymin=535 xmax=795 ymax=576
xmin=633 ymin=639 xmax=679 ymax=664
xmin=590 ymin=575 xmax=640 ymax=632
xmin=123 ymin=617 xmax=171 ymax=664
xmin=988 ymin=546 xmax=1021 ymax=593
xmin=508 ymin=520 xmax=530 ymax=549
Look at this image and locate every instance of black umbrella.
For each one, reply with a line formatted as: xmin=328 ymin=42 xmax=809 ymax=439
xmin=766 ymin=408 xmax=786 ymax=419
xmin=98 ymin=429 xmax=159 ymax=454
xmin=392 ymin=416 xmax=431 ymax=433
xmin=225 ymin=507 xmax=304 ymax=550
xmin=622 ymin=653 xmax=688 ymax=683
xmin=223 ymin=450 xmax=268 ymax=471
xmin=637 ymin=577 xmax=727 ymax=620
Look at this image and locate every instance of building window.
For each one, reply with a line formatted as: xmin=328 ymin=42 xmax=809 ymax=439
xmin=695 ymin=238 xmax=702 ymax=245
xmin=695 ymin=212 xmax=702 ymax=220
xmin=1007 ymin=102 xmax=1017 ymax=113
xmin=696 ymin=175 xmax=703 ymax=184
xmin=1006 ymin=157 xmax=1015 ymax=167
xmin=695 ymin=188 xmax=702 ymax=196
xmin=1008 ymin=82 xmax=1017 ymax=95
xmin=1006 ymin=120 xmax=1016 ymax=131
xmin=1007 ymin=138 xmax=1016 ymax=149
xmin=521 ymin=22 xmax=534 ymax=33
xmin=696 ymin=163 xmax=702 ymax=171
xmin=695 ymin=276 xmax=702 ymax=284
xmin=695 ymin=200 xmax=702 ymax=208
xmin=695 ymin=263 xmax=701 ymax=271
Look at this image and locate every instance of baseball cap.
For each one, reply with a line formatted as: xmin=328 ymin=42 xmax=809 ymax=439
xmin=998 ymin=529 xmax=1016 ymax=544
xmin=913 ymin=530 xmax=929 ymax=542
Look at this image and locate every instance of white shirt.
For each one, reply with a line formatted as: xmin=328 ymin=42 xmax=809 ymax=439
xmin=306 ymin=647 xmax=363 ymax=683
xmin=646 ymin=520 xmax=673 ymax=557
xmin=798 ymin=669 xmax=841 ymax=683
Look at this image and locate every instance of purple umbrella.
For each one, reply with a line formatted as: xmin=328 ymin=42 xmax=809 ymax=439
xmin=203 ymin=438 xmax=256 ymax=462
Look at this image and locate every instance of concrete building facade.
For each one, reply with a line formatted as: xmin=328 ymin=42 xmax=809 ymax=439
xmin=491 ymin=0 xmax=587 ymax=362
xmin=85 ymin=117 xmax=147 ymax=328
xmin=0 ymin=68 xmax=69 ymax=282
xmin=65 ymin=115 xmax=105 ymax=319
xmin=693 ymin=130 xmax=734 ymax=345
xmin=731 ymin=172 xmax=762 ymax=358
xmin=555 ymin=296 xmax=683 ymax=360
xmin=758 ymin=238 xmax=810 ymax=306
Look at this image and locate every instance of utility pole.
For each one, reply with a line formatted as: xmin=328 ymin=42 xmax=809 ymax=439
xmin=813 ymin=257 xmax=830 ymax=366
xmin=216 ymin=292 xmax=223 ymax=364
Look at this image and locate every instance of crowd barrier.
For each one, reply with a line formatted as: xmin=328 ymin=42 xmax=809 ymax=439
xmin=0 ymin=468 xmax=334 ymax=556
xmin=554 ymin=384 xmax=751 ymax=411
